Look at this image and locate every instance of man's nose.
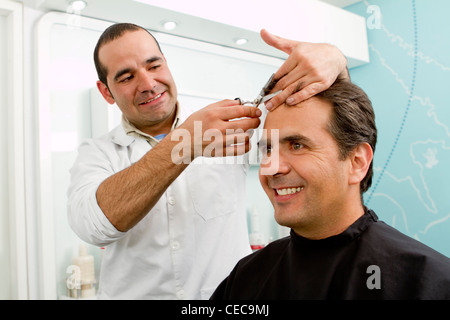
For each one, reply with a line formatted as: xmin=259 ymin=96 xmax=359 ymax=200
xmin=273 ymin=153 xmax=291 ymax=176
xmin=137 ymin=71 xmax=157 ymax=93
xmin=260 ymin=150 xmax=290 ymax=176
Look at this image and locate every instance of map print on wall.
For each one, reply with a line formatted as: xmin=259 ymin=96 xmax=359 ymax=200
xmin=348 ymin=0 xmax=450 ymax=257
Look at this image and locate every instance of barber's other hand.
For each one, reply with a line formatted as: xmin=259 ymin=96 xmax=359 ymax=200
xmin=260 ymin=29 xmax=349 ymax=111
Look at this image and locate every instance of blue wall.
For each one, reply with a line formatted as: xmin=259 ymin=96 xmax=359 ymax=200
xmin=347 ymin=0 xmax=450 ymax=257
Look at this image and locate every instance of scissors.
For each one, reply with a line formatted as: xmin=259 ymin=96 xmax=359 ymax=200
xmin=235 ymin=73 xmax=282 ymax=108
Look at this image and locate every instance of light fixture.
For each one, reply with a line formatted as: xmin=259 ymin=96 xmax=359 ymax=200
xmin=69 ymin=0 xmax=87 ymax=11
xmin=162 ymin=21 xmax=178 ymax=31
xmin=234 ymin=38 xmax=248 ymax=45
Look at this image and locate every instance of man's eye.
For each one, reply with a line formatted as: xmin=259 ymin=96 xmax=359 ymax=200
xmin=120 ymin=76 xmax=133 ymax=83
xmin=291 ymin=142 xmax=303 ymax=151
xmin=149 ymin=65 xmax=161 ymax=71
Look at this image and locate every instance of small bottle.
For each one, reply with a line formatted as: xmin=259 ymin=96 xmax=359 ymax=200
xmin=73 ymin=244 xmax=96 ymax=298
xmin=249 ymin=208 xmax=265 ymax=252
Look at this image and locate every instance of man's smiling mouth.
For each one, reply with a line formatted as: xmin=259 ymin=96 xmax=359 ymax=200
xmin=140 ymin=92 xmax=163 ymax=105
xmin=275 ymin=187 xmax=304 ymax=196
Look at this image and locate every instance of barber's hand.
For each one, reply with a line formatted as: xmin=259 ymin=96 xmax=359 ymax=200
xmin=260 ymin=29 xmax=349 ymax=111
xmin=173 ymin=100 xmax=261 ymax=161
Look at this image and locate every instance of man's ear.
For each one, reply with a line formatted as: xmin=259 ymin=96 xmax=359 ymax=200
xmin=348 ymin=143 xmax=373 ymax=186
xmin=97 ymin=80 xmax=115 ymax=105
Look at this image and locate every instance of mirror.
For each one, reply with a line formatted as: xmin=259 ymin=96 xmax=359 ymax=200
xmin=36 ymin=11 xmax=283 ymax=299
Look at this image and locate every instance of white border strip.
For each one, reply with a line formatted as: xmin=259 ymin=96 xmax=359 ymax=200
xmin=0 ymin=0 xmax=27 ymax=300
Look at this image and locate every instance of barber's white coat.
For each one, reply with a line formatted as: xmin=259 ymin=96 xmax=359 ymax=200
xmin=67 ymin=106 xmax=251 ymax=299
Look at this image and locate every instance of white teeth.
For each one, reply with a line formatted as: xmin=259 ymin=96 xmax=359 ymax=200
xmin=276 ymin=187 xmax=304 ymax=196
xmin=143 ymin=93 xmax=162 ymax=104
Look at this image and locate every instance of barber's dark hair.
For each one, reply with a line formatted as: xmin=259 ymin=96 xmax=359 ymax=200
xmin=93 ymin=23 xmax=163 ymax=86
xmin=317 ymin=78 xmax=377 ymax=195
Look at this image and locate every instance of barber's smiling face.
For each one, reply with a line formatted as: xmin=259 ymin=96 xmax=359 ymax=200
xmin=259 ymin=98 xmax=352 ymax=238
xmin=97 ymin=29 xmax=178 ymax=135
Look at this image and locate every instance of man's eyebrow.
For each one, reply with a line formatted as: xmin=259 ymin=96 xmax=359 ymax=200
xmin=280 ymin=134 xmax=313 ymax=145
xmin=146 ymin=56 xmax=163 ymax=65
xmin=257 ymin=134 xmax=312 ymax=147
xmin=113 ymin=56 xmax=163 ymax=82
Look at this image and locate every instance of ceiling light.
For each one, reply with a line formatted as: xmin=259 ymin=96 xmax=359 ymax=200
xmin=234 ymin=38 xmax=248 ymax=45
xmin=69 ymin=0 xmax=87 ymax=11
xmin=162 ymin=21 xmax=178 ymax=31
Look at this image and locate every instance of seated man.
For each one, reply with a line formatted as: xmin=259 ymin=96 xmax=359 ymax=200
xmin=211 ymin=79 xmax=450 ymax=299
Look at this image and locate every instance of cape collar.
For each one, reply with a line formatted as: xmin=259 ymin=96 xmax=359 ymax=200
xmin=290 ymin=208 xmax=379 ymax=248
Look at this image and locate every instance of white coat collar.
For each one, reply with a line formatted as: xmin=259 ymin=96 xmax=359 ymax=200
xmin=110 ymin=102 xmax=192 ymax=147
xmin=111 ymin=124 xmax=135 ymax=147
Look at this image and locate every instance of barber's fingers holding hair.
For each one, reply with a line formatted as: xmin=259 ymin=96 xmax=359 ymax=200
xmin=260 ymin=29 xmax=348 ymax=111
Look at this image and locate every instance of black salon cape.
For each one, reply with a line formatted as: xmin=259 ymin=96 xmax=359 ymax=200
xmin=211 ymin=210 xmax=450 ymax=300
